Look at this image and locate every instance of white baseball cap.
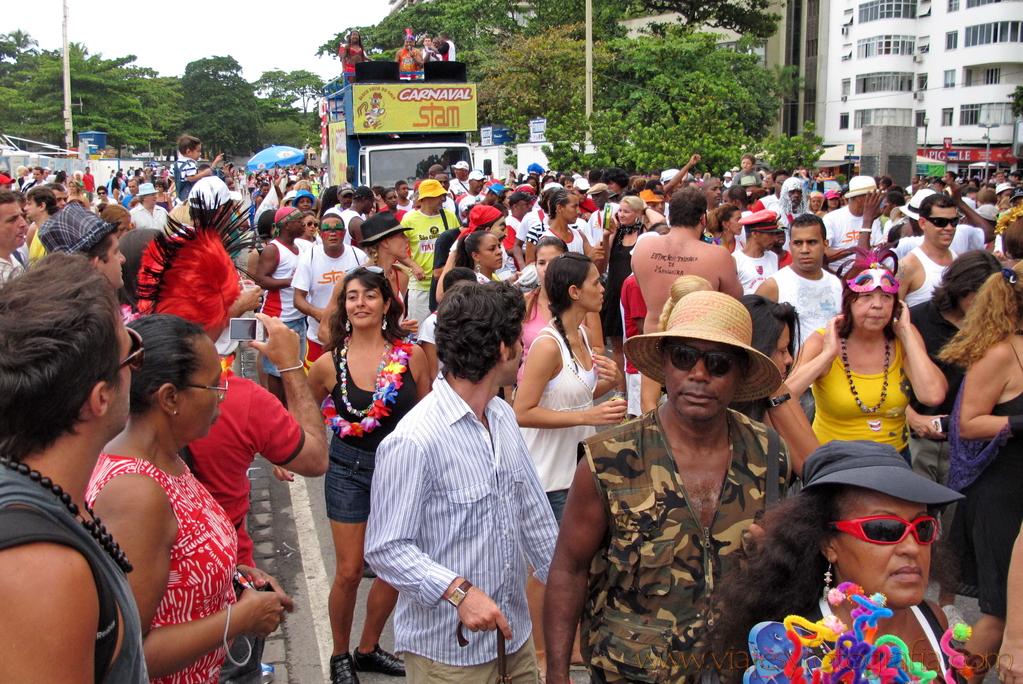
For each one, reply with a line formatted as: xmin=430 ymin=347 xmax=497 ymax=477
xmin=996 ymin=182 xmax=1014 ymax=195
xmin=453 ymin=161 xmax=470 ymax=170
xmin=660 ymin=169 xmax=680 ymax=185
xmin=574 ymin=177 xmax=591 ymax=192
xmin=468 ymin=170 xmax=486 ymax=181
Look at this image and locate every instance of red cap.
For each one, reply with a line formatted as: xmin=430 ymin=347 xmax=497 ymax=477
xmin=738 ymin=210 xmax=783 ymax=231
xmin=0 ymin=173 xmax=12 ymax=185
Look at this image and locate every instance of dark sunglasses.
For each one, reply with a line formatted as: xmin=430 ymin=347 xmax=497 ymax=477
xmin=831 ymin=515 xmax=938 ymax=545
xmin=665 ymin=344 xmax=741 ymax=377
xmin=119 ymin=327 xmax=145 ymax=371
xmin=922 ymin=215 xmax=960 ymax=228
xmin=304 ymin=220 xmax=319 ymax=227
xmin=351 ymin=265 xmax=384 ymax=275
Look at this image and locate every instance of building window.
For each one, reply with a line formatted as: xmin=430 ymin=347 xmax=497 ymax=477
xmin=961 ymin=102 xmax=1015 ymax=126
xmin=967 ymin=0 xmax=1022 ymax=7
xmin=854 ymin=108 xmax=913 ymax=127
xmin=944 ymin=69 xmax=956 ymax=87
xmin=806 ymin=38 xmax=819 ymax=58
xmin=842 ymin=79 xmax=852 ymax=96
xmin=948 ymin=0 xmax=959 ymax=10
xmin=946 ymin=31 xmax=959 ymax=49
xmin=985 ymin=67 xmax=1001 ymax=84
xmin=857 ymin=34 xmax=916 ymax=58
xmin=856 ymin=71 xmax=915 ymax=93
xmin=942 ymin=108 xmax=954 ymax=125
xmin=918 ymin=74 xmax=929 ymax=91
xmin=965 ymin=21 xmax=1022 ymax=47
xmin=915 ymin=110 xmax=927 ymax=127
xmin=965 ymin=68 xmax=974 ymax=85
xmin=840 ymin=113 xmax=851 ymax=129
xmin=859 ymin=0 xmax=917 ymax=22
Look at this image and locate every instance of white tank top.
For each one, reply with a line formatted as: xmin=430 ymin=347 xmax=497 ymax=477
xmin=904 ymin=247 xmax=956 ymax=307
xmin=541 ymin=227 xmax=586 ymax=254
xmin=519 ymin=325 xmax=597 ymax=492
xmin=260 ymin=238 xmax=303 ymax=321
xmin=771 ymin=266 xmax=843 ymax=348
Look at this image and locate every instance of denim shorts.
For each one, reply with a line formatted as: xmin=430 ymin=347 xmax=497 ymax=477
xmin=324 ymin=438 xmax=376 ymax=524
xmin=546 ymin=489 xmax=569 ymax=526
xmin=262 ymin=317 xmax=307 ymax=376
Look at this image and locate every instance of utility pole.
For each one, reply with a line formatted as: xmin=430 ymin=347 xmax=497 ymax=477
xmin=62 ymin=0 xmax=74 ymax=150
xmin=584 ymin=0 xmax=593 ymax=142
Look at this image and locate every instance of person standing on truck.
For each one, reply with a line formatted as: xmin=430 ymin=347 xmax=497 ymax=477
xmin=402 ymin=179 xmax=459 ymax=323
xmin=340 ymin=30 xmax=369 ymax=84
xmin=396 ymin=33 xmax=424 ymax=80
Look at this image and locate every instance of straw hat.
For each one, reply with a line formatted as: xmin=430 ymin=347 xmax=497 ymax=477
xmin=624 ymin=291 xmax=782 ymax=402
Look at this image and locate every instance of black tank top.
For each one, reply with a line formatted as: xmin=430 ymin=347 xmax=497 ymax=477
xmin=330 ymin=345 xmax=418 ymax=451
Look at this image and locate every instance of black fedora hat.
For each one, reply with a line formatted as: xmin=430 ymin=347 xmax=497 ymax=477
xmin=359 ymin=211 xmax=407 ymax=246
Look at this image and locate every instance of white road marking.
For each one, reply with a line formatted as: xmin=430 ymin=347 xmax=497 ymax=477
xmin=289 ymin=476 xmax=332 ymax=684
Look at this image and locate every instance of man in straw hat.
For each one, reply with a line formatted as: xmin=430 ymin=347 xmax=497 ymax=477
xmin=544 ymin=290 xmax=791 ymax=684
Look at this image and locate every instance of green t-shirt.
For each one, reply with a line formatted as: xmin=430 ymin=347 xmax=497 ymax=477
xmin=402 ymin=209 xmax=459 ymax=291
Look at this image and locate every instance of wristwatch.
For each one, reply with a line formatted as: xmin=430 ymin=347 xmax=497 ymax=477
xmin=768 ymin=393 xmax=792 ymax=408
xmin=446 ymin=579 xmax=473 ymax=607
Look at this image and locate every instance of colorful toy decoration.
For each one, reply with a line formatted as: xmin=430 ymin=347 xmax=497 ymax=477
xmin=744 ymin=583 xmax=977 ymax=684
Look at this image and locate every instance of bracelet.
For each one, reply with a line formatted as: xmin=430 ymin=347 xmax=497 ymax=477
xmin=278 ymin=363 xmax=304 ymax=373
xmin=1009 ymin=415 xmax=1023 ymax=437
xmin=222 ymin=603 xmax=252 ymax=667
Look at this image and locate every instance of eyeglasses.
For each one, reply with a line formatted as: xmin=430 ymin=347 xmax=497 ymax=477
xmin=304 ymin=220 xmax=319 ymax=228
xmin=185 ymin=378 xmax=229 ymax=402
xmin=921 ymin=215 xmax=960 ymax=228
xmin=352 ymin=265 xmax=384 ymax=275
xmin=831 ymin=515 xmax=938 ymax=545
xmin=118 ymin=327 xmax=145 ymax=371
xmin=664 ymin=344 xmax=742 ymax=377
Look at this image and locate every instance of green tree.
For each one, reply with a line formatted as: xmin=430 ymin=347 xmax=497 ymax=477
xmin=543 ymin=29 xmax=782 ymax=173
xmin=254 ymin=69 xmax=324 ymax=112
xmin=636 ymin=0 xmax=779 ymax=38
xmin=180 ymin=56 xmax=261 ymax=155
xmin=1011 ymin=85 xmax=1023 ymax=118
xmin=758 ymin=121 xmax=823 ymax=171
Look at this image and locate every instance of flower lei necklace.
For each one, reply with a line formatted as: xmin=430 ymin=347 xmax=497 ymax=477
xmin=321 ymin=339 xmax=413 ymax=438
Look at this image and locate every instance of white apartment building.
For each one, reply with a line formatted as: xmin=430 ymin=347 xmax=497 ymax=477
xmin=819 ymin=0 xmax=1022 ymax=173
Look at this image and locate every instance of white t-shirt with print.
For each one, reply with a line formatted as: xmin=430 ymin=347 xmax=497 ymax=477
xmin=292 ymin=244 xmax=368 ymax=343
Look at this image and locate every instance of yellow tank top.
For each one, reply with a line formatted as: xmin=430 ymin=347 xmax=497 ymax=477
xmin=811 ymin=333 xmax=910 ymax=450
xmin=28 ymin=234 xmax=47 ymax=262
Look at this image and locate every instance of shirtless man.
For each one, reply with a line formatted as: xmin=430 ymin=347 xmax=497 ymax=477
xmin=632 ymin=186 xmax=742 ymax=338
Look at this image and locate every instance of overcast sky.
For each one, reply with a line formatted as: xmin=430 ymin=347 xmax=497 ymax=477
xmin=2 ymin=1 xmax=392 ymax=83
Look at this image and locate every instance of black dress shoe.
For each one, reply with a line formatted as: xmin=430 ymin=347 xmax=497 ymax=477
xmin=329 ymin=653 xmax=360 ymax=684
xmin=353 ymin=645 xmax=406 ymax=676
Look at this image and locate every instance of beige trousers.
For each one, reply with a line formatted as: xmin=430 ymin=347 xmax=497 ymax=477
xmin=404 ymin=634 xmax=540 ymax=684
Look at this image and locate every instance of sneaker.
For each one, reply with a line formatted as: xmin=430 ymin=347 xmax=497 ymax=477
xmin=353 ymin=645 xmax=406 ymax=677
xmin=329 ymin=653 xmax=360 ymax=684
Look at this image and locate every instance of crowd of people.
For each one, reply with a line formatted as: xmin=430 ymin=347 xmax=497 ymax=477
xmin=3 ymin=132 xmax=1023 ymax=684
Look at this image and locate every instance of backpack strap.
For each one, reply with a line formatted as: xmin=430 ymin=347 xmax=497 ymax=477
xmin=0 ymin=506 xmax=119 ymax=684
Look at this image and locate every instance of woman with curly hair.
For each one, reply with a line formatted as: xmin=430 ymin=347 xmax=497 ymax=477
xmin=787 ymin=247 xmax=946 ymax=460
xmin=709 ymin=441 xmax=962 ymax=683
xmin=939 ymin=259 xmax=1023 ymax=669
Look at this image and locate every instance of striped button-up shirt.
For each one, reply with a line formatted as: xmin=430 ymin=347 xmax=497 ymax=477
xmin=365 ymin=376 xmax=558 ymax=666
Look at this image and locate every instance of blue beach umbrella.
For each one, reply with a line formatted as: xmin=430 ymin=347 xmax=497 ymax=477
xmin=246 ymin=146 xmax=306 ymax=171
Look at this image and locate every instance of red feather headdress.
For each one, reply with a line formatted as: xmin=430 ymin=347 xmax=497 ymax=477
xmin=136 ymin=201 xmax=256 ymax=334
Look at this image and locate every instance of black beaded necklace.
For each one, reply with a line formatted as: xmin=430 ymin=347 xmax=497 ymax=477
xmin=1 ymin=456 xmax=133 ymax=573
xmin=840 ymin=337 xmax=891 ymax=414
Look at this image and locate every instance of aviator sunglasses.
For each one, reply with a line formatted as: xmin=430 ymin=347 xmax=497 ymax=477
xmin=831 ymin=515 xmax=938 ymax=545
xmin=664 ymin=343 xmax=742 ymax=377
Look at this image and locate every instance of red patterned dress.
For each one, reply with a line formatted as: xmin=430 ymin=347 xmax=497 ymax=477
xmin=88 ymin=453 xmax=238 ymax=684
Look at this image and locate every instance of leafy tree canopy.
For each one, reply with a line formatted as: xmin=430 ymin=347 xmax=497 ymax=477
xmin=758 ymin=121 xmax=824 ymax=171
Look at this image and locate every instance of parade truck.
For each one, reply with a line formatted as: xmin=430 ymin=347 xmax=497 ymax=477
xmin=321 ymin=61 xmax=476 ymax=188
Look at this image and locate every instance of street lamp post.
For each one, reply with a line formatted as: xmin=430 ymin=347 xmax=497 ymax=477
xmin=923 ymin=118 xmax=929 ymax=156
xmin=979 ymin=122 xmax=999 ymax=182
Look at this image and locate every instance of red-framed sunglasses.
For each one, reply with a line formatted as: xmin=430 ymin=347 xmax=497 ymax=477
xmin=831 ymin=515 xmax=938 ymax=545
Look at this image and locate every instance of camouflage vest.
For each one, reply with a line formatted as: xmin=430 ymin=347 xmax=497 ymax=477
xmin=580 ymin=408 xmax=788 ymax=684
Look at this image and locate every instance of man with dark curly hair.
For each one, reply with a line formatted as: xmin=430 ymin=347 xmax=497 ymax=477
xmin=366 ymin=281 xmax=558 ymax=683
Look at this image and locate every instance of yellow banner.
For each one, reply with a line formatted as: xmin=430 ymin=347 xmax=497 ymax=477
xmin=327 ymin=121 xmax=348 ymax=185
xmin=351 ymin=84 xmax=477 ymax=134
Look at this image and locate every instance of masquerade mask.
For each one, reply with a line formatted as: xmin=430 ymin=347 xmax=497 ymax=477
xmin=846 ymin=264 xmax=899 ymax=294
